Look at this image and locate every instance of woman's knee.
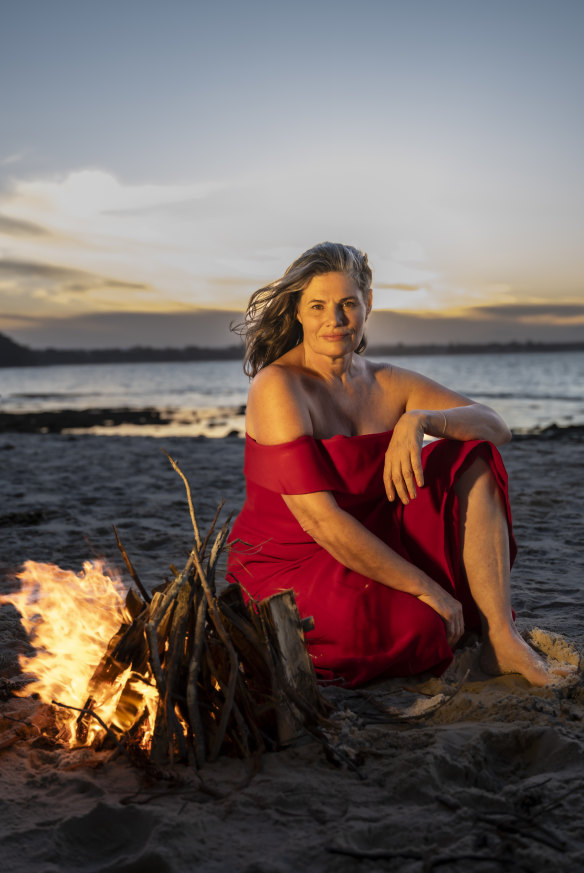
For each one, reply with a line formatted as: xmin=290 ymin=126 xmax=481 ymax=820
xmin=455 ymin=455 xmax=497 ymax=501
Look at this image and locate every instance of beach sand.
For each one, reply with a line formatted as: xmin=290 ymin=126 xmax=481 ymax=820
xmin=1 ymin=424 xmax=584 ymax=872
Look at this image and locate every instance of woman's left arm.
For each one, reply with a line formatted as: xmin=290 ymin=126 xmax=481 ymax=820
xmin=383 ymin=368 xmax=511 ymax=504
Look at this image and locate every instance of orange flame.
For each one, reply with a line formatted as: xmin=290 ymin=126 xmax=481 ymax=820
xmin=0 ymin=560 xmax=158 ymax=746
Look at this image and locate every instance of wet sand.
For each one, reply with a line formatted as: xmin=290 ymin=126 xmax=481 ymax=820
xmin=1 ymin=424 xmax=584 ymax=872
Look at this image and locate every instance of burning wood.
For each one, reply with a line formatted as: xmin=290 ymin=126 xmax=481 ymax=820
xmin=1 ymin=453 xmax=332 ymax=767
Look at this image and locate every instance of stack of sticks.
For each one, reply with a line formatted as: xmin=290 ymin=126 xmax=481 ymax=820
xmin=75 ymin=452 xmax=331 ymax=768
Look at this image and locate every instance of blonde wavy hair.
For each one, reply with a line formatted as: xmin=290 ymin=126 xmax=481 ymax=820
xmin=233 ymin=242 xmax=372 ymax=378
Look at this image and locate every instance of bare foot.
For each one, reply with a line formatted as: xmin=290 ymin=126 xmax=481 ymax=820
xmin=480 ymin=630 xmax=577 ymax=686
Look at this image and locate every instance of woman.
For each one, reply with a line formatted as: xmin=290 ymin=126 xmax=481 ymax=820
xmin=227 ymin=242 xmax=565 ymax=687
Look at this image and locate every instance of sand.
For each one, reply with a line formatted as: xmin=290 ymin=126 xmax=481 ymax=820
xmin=1 ymin=423 xmax=584 ymax=872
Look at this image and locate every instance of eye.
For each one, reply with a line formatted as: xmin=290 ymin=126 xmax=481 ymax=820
xmin=343 ymin=300 xmax=358 ymax=308
xmin=310 ymin=303 xmax=324 ymax=310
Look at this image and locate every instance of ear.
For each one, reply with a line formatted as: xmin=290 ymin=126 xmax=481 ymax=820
xmin=296 ymin=301 xmax=303 ymax=326
xmin=365 ymin=288 xmax=373 ymax=317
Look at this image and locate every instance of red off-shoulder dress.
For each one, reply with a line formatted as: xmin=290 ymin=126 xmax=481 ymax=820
xmin=226 ymin=431 xmax=516 ymax=687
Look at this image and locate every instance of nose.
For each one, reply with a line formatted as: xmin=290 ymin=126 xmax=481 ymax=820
xmin=329 ymin=304 xmax=348 ymax=326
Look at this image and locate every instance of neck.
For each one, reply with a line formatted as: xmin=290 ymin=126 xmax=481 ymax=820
xmin=299 ymin=343 xmax=357 ymax=382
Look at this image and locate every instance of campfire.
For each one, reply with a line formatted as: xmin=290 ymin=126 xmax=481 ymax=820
xmin=0 ymin=453 xmax=332 ymax=768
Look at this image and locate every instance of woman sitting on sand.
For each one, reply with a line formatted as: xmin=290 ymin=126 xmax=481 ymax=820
xmin=226 ymin=241 xmax=565 ymax=687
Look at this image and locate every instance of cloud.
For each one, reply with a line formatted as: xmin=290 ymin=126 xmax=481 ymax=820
xmin=0 ymin=214 xmax=49 ymax=237
xmin=0 ymin=169 xmax=243 ymax=310
xmin=102 ymin=278 xmax=151 ymax=290
xmin=1 ymin=309 xmax=243 ymax=350
xmin=0 ymin=152 xmax=26 ymax=167
xmin=7 ymin=169 xmax=230 ymax=223
xmin=0 ymin=258 xmax=151 ymax=294
xmin=0 ymin=259 xmax=90 ymax=282
xmin=375 ymin=283 xmax=424 ymax=292
xmin=367 ymin=309 xmax=584 ymax=346
xmin=469 ymin=303 xmax=584 ymax=324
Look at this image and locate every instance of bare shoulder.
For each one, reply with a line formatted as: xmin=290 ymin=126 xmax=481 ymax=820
xmin=381 ymin=361 xmax=472 ymax=409
xmin=248 ymin=357 xmax=304 ymax=404
xmin=246 ymin=360 xmax=312 ymax=443
xmin=373 ymin=361 xmax=416 ymax=389
xmin=249 ymin=359 xmax=296 ymax=391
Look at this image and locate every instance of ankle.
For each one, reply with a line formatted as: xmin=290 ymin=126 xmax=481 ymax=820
xmin=483 ymin=622 xmax=520 ymax=645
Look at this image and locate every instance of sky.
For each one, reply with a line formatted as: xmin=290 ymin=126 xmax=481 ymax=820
xmin=0 ymin=0 xmax=583 ymax=348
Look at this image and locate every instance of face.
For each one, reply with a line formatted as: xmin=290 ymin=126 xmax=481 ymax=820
xmin=296 ymin=272 xmax=372 ymax=357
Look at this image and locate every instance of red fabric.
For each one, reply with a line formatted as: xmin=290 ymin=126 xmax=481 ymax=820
xmin=226 ymin=431 xmax=516 ymax=687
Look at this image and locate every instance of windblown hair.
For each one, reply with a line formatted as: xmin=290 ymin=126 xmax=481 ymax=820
xmin=233 ymin=242 xmax=373 ymax=377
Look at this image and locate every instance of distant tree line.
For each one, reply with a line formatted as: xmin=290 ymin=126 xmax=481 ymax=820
xmin=366 ymin=340 xmax=584 ymax=357
xmin=0 ymin=333 xmax=244 ymax=367
xmin=1 ymin=332 xmax=583 ymax=368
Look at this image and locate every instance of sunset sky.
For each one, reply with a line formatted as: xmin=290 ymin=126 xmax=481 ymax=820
xmin=1 ymin=0 xmax=583 ymax=348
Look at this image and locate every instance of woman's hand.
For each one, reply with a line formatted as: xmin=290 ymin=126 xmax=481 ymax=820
xmin=284 ymin=488 xmax=464 ymax=648
xmin=417 ymin=586 xmax=465 ymax=649
xmin=384 ymin=412 xmax=426 ymax=504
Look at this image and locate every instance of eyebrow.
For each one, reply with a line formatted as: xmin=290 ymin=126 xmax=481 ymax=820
xmin=306 ymin=295 xmax=359 ymax=303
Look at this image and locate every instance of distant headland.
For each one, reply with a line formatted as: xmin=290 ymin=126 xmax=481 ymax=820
xmin=1 ymin=332 xmax=583 ymax=368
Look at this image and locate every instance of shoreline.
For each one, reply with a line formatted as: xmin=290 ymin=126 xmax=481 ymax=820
xmin=0 ymin=406 xmax=247 ymax=438
xmin=1 ymin=406 xmax=584 ymax=439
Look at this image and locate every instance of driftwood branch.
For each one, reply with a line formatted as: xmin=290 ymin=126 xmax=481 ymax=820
xmin=162 ymin=450 xmax=201 ymax=551
xmin=186 ymin=590 xmax=208 ymax=767
xmin=351 ymin=670 xmax=470 ymax=725
xmin=113 ymin=526 xmax=151 ymax=603
xmin=52 ymin=699 xmax=129 ymax=756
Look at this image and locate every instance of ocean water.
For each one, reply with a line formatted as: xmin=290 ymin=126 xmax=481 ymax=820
xmin=1 ymin=351 xmax=583 ymax=434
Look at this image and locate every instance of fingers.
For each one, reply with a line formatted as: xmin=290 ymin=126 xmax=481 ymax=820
xmin=418 ymin=590 xmax=464 ymax=649
xmin=384 ymin=452 xmax=424 ymax=504
xmin=444 ymin=601 xmax=464 ymax=648
xmin=384 ymin=421 xmax=425 ymax=504
xmin=385 ymin=463 xmax=416 ymax=504
xmin=410 ymin=448 xmax=424 ymax=490
xmin=445 ymin=610 xmax=464 ymax=648
xmin=400 ymin=466 xmax=417 ymax=503
xmin=384 ymin=462 xmax=396 ymax=502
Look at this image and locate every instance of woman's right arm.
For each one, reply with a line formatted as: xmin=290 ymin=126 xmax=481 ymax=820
xmin=283 ymin=489 xmax=464 ymax=648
